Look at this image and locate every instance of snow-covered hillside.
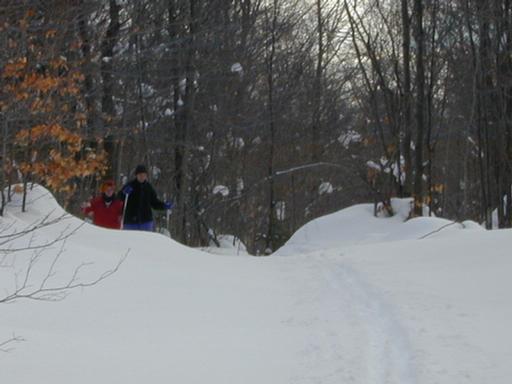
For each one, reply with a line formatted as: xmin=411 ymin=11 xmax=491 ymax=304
xmin=1 ymin=186 xmax=511 ymax=383
xmin=276 ymin=198 xmax=484 ymax=255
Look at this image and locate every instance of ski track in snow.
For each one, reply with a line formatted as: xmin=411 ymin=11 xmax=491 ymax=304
xmin=311 ymin=252 xmax=417 ymax=384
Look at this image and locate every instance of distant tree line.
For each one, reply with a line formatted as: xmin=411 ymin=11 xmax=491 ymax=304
xmin=0 ymin=0 xmax=511 ymax=253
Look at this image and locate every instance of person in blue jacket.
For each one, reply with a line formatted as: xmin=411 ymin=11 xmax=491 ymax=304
xmin=119 ymin=164 xmax=172 ymax=231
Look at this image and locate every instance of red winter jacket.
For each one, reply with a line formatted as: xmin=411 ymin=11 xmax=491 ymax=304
xmin=83 ymin=195 xmax=124 ymax=229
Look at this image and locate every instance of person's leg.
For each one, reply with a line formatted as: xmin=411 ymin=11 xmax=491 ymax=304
xmin=139 ymin=221 xmax=155 ymax=231
xmin=123 ymin=223 xmax=140 ymax=230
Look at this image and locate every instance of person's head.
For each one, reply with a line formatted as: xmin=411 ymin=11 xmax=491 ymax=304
xmin=135 ymin=164 xmax=148 ymax=183
xmin=101 ymin=180 xmax=115 ymax=200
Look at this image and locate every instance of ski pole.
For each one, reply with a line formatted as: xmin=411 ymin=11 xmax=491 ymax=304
xmin=164 ymin=192 xmax=171 ymax=233
xmin=121 ymin=192 xmax=129 ymax=229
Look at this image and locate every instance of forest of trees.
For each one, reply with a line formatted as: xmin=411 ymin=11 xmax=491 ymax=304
xmin=1 ymin=0 xmax=511 ymax=254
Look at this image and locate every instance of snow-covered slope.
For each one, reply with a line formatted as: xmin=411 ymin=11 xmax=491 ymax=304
xmin=276 ymin=198 xmax=483 ymax=255
xmin=1 ymin=186 xmax=511 ymax=384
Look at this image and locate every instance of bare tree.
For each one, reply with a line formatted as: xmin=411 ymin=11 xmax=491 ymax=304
xmin=0 ymin=208 xmax=126 ymax=348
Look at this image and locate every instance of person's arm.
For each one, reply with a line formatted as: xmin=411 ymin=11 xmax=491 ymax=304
xmin=115 ymin=200 xmax=124 ymax=223
xmin=117 ymin=185 xmax=126 ymax=201
xmin=149 ymin=184 xmax=167 ymax=210
xmin=82 ymin=198 xmax=95 ymax=217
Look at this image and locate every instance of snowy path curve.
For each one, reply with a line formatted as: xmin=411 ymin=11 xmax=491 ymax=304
xmin=299 ymin=252 xmax=417 ymax=384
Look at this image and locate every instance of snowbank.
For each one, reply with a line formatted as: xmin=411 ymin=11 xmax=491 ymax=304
xmin=276 ymin=198 xmax=484 ymax=255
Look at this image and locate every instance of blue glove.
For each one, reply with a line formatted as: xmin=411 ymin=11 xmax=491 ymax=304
xmin=122 ymin=185 xmax=133 ymax=195
xmin=164 ymin=201 xmax=173 ymax=210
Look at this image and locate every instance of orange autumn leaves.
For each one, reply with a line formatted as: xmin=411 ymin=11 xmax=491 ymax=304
xmin=2 ymin=56 xmax=83 ymax=106
xmin=1 ymin=11 xmax=107 ymax=196
xmin=15 ymin=124 xmax=107 ymax=194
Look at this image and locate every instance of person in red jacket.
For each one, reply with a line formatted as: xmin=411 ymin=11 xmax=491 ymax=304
xmin=82 ymin=180 xmax=124 ymax=229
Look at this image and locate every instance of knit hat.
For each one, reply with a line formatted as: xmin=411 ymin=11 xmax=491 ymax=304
xmin=100 ymin=180 xmax=115 ymax=193
xmin=135 ymin=164 xmax=148 ymax=175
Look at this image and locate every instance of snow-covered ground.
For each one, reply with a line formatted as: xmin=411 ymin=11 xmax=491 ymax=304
xmin=1 ymin=186 xmax=511 ymax=383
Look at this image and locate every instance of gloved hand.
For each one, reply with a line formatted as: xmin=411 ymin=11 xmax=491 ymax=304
xmin=164 ymin=201 xmax=173 ymax=210
xmin=122 ymin=185 xmax=133 ymax=195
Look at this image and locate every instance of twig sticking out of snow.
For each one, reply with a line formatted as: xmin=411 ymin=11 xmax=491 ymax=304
xmin=418 ymin=221 xmax=463 ymax=239
xmin=0 ymin=334 xmax=24 ymax=353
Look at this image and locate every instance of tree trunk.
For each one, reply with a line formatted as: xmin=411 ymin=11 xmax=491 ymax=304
xmin=311 ymin=0 xmax=323 ymax=162
xmin=100 ymin=0 xmax=120 ymax=178
xmin=413 ymin=0 xmax=425 ymax=216
xmin=169 ymin=0 xmax=198 ymax=244
xmin=401 ymin=0 xmax=413 ymax=196
xmin=265 ymin=0 xmax=278 ymax=255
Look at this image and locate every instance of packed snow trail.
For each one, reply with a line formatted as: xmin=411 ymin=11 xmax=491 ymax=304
xmin=278 ymin=251 xmax=417 ymax=384
xmin=319 ymin=253 xmax=416 ymax=384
